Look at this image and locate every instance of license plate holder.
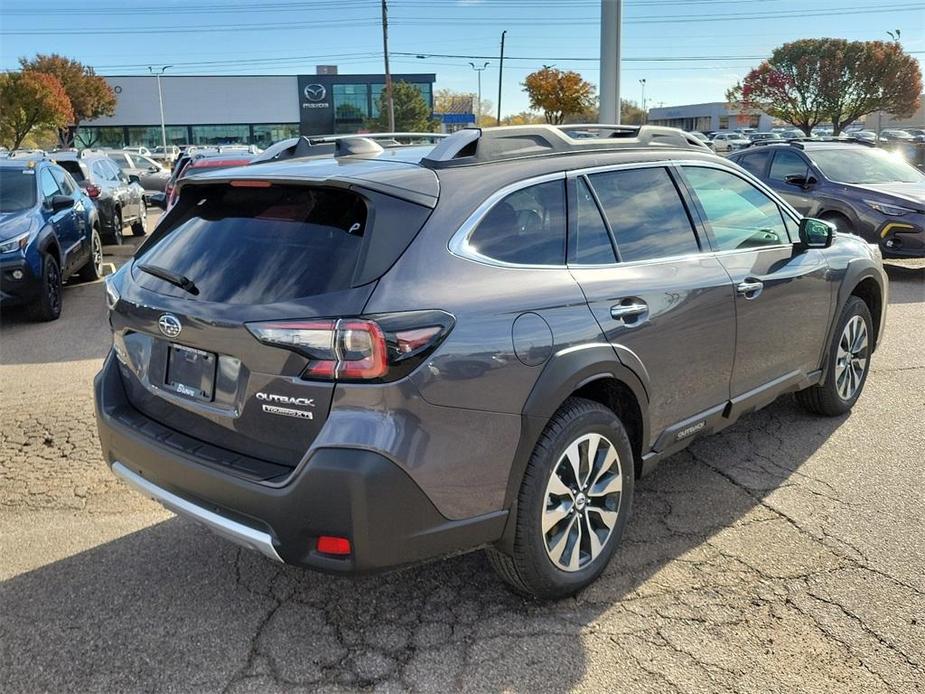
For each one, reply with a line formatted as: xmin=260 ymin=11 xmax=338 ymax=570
xmin=166 ymin=344 xmax=216 ymax=401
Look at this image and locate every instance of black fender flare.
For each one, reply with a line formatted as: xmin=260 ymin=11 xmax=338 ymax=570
xmin=819 ymin=258 xmax=886 ymax=379
xmin=496 ymin=344 xmax=649 ymax=549
xmin=35 ymin=225 xmax=61 ymax=267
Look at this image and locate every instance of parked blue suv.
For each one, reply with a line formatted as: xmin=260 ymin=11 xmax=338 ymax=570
xmin=0 ymin=158 xmax=104 ymax=320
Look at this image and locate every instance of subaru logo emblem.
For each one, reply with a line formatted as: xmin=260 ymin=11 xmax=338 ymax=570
xmin=303 ymin=84 xmax=326 ymax=102
xmin=158 ymin=313 xmax=182 ymax=338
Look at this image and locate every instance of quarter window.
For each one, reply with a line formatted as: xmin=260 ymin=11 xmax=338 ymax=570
xmin=737 ymin=149 xmax=771 ymax=177
xmin=572 ymin=178 xmax=616 ymax=264
xmin=50 ymin=167 xmax=75 ymax=196
xmin=467 ymin=180 xmax=567 ymax=265
xmin=683 ymin=166 xmax=791 ymax=250
xmin=769 ymin=150 xmax=810 ymax=182
xmin=588 ymin=167 xmax=700 ymax=262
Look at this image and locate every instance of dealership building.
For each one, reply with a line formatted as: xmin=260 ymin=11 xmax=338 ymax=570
xmin=647 ymin=102 xmax=774 ymax=132
xmin=75 ymin=69 xmax=436 ymax=149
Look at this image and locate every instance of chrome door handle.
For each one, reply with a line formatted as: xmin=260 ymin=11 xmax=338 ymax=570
xmin=736 ymin=280 xmax=764 ymax=298
xmin=610 ymin=302 xmax=648 ymax=320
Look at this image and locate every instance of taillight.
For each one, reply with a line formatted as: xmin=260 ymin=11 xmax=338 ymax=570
xmin=84 ymin=183 xmax=101 ymax=198
xmin=247 ymin=310 xmax=453 ymax=382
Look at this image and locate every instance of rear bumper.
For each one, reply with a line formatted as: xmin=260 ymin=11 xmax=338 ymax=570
xmin=94 ymin=352 xmax=506 ymax=573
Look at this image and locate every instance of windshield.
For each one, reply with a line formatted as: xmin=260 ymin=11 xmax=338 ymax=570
xmin=0 ymin=168 xmax=38 ymax=212
xmin=810 ymin=148 xmax=924 ymax=184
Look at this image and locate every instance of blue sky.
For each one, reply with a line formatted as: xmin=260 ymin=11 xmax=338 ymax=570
xmin=1 ymin=0 xmax=922 ymax=116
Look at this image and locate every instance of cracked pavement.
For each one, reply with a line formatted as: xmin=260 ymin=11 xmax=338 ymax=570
xmin=0 ymin=237 xmax=922 ymax=693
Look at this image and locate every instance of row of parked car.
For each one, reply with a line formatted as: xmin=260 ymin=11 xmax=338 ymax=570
xmin=0 ymin=143 xmax=264 ymax=320
xmin=688 ymin=127 xmax=925 ymax=154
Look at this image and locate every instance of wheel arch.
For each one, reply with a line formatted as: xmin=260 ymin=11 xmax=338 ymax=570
xmin=848 ymin=275 xmax=883 ymax=351
xmin=496 ymin=345 xmax=650 ymax=552
xmin=36 ymin=228 xmax=62 ymax=268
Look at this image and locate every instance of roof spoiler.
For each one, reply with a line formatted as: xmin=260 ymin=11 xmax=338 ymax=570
xmin=421 ymin=124 xmax=710 ymax=168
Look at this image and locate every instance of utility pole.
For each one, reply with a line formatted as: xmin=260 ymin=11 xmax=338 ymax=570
xmin=381 ymin=0 xmax=395 ymax=132
xmin=148 ymin=66 xmax=171 ymax=153
xmin=639 ymin=78 xmax=646 ymax=123
xmin=469 ymin=62 xmax=489 ymax=126
xmin=497 ymin=30 xmax=507 ymax=125
xmin=599 ymin=0 xmax=622 ymax=124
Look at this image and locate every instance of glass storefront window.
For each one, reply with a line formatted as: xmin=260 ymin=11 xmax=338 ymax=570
xmin=190 ymin=124 xmax=250 ymax=146
xmin=75 ymin=127 xmax=125 ymax=149
xmin=127 ymin=126 xmax=188 ymax=148
xmin=334 ymin=84 xmax=369 ymax=123
xmin=370 ymin=82 xmax=433 ymax=120
xmin=252 ymin=123 xmax=299 ymax=148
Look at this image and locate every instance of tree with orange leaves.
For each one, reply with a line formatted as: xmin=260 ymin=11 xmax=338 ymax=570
xmin=522 ymin=67 xmax=596 ymax=125
xmin=0 ymin=71 xmax=73 ymax=150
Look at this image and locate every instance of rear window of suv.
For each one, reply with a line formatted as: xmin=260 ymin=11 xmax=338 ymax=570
xmin=134 ymin=183 xmax=428 ymax=304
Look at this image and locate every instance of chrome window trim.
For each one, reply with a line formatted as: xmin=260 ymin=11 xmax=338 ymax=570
xmin=448 ymin=158 xmax=803 ymax=271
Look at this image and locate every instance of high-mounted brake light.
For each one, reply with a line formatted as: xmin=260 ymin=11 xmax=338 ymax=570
xmin=247 ymin=311 xmax=454 ymax=383
xmin=229 ymin=180 xmax=272 ymax=188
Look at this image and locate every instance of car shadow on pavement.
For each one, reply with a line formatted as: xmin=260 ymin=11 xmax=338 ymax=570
xmin=883 ymin=262 xmax=924 ymax=305
xmin=0 ymin=396 xmax=849 ymax=693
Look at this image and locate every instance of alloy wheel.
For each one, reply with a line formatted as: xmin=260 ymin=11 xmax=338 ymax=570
xmin=542 ymin=433 xmax=623 ymax=572
xmin=92 ymin=232 xmax=103 ymax=276
xmin=47 ymin=259 xmax=61 ymax=313
xmin=835 ymin=315 xmax=868 ymax=401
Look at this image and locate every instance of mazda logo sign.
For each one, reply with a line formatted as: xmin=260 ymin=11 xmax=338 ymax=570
xmin=158 ymin=313 xmax=182 ymax=338
xmin=303 ymin=84 xmax=326 ymax=102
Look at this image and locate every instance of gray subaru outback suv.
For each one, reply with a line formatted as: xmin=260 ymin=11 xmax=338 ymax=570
xmin=94 ymin=125 xmax=888 ymax=598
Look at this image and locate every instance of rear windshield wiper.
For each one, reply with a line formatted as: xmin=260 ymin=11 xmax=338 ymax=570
xmin=138 ymin=263 xmax=200 ymax=296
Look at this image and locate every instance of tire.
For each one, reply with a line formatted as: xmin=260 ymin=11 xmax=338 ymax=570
xmin=131 ymin=203 xmax=147 ymax=236
xmin=109 ymin=208 xmax=124 ymax=245
xmin=796 ymin=296 xmax=873 ymax=416
xmin=28 ymin=253 xmax=62 ymax=322
xmin=77 ymin=227 xmax=104 ymax=282
xmin=488 ymin=397 xmax=635 ymax=599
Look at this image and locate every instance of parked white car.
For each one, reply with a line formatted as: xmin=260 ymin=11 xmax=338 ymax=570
xmin=711 ymin=132 xmax=751 ymax=153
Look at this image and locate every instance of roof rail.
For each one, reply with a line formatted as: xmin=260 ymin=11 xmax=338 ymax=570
xmin=250 ymin=132 xmax=447 ymax=165
xmin=421 ymin=124 xmax=710 ymax=168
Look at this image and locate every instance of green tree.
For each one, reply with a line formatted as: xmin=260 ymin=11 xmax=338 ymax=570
xmin=368 ymin=81 xmax=439 ymax=132
xmin=19 ymin=53 xmax=116 ymax=145
xmin=0 ymin=71 xmax=73 ymax=150
xmin=522 ymin=67 xmax=596 ymax=124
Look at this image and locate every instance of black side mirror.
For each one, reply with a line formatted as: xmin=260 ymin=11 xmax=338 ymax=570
xmin=148 ymin=192 xmax=167 ymax=210
xmin=798 ymin=217 xmax=834 ymax=249
xmin=49 ymin=194 xmax=74 ymax=212
xmin=127 ymin=174 xmax=140 ymax=184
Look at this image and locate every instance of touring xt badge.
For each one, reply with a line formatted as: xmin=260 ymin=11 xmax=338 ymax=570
xmin=255 ymin=391 xmax=315 ymax=420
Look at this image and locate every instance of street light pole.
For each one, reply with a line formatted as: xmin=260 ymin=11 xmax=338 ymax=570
xmin=469 ymin=61 xmax=489 ymax=126
xmin=639 ymin=78 xmax=646 ymax=123
xmin=149 ymin=65 xmax=171 ymax=153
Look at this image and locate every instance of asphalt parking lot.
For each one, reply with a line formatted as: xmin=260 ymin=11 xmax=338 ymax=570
xmin=0 ymin=220 xmax=922 ymax=693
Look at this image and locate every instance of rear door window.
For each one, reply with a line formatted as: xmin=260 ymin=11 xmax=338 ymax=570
xmin=769 ymin=150 xmax=810 ymax=182
xmin=134 ymin=184 xmax=428 ymax=304
xmin=736 ymin=149 xmax=771 ymax=177
xmin=571 ymin=177 xmax=616 ymax=264
xmin=467 ymin=179 xmax=566 ymax=266
xmin=587 ymin=167 xmax=700 ymax=262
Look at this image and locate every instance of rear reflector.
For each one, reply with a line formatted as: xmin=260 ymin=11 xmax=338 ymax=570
xmin=317 ymin=536 xmax=351 ymax=555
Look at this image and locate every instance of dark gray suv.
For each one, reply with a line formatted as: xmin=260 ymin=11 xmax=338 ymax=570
xmin=94 ymin=125 xmax=888 ymax=598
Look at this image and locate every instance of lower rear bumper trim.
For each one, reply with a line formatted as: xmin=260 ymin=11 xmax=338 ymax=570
xmin=112 ymin=461 xmax=283 ymax=563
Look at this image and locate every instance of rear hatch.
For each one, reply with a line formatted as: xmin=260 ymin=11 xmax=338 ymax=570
xmin=110 ymin=172 xmax=434 ymax=472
